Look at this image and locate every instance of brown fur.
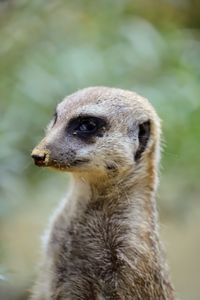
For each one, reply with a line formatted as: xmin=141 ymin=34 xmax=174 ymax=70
xmin=31 ymin=87 xmax=174 ymax=299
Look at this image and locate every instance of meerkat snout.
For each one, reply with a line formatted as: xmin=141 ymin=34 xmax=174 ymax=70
xmin=31 ymin=149 xmax=47 ymax=165
xmin=31 ymin=87 xmax=159 ymax=177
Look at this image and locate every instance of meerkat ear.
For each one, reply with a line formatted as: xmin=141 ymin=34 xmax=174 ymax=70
xmin=135 ymin=120 xmax=151 ymax=161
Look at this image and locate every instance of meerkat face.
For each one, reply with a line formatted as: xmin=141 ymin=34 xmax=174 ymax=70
xmin=31 ymin=87 xmax=160 ymax=176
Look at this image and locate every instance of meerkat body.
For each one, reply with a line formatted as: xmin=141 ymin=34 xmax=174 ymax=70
xmin=31 ymin=87 xmax=174 ymax=300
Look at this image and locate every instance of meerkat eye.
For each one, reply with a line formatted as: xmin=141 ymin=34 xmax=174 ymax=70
xmin=67 ymin=116 xmax=107 ymax=139
xmin=78 ymin=119 xmax=97 ymax=133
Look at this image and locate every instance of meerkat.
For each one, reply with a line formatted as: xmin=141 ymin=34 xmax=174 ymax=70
xmin=31 ymin=87 xmax=174 ymax=300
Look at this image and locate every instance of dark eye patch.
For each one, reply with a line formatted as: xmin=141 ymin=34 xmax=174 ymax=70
xmin=67 ymin=115 xmax=108 ymax=140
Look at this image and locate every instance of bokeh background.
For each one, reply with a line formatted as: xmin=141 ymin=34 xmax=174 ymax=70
xmin=0 ymin=1 xmax=200 ymax=299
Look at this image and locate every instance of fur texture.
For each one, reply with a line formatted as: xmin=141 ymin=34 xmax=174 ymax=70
xmin=31 ymin=87 xmax=174 ymax=300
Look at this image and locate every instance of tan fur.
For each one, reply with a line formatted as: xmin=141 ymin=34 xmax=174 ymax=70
xmin=31 ymin=87 xmax=174 ymax=299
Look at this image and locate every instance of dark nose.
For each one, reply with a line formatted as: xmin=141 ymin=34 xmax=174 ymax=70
xmin=31 ymin=151 xmax=46 ymax=166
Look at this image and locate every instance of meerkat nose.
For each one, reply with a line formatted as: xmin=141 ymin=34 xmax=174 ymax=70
xmin=31 ymin=149 xmax=47 ymax=166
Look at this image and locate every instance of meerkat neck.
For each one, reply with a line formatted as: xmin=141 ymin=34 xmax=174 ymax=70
xmin=73 ymin=158 xmax=159 ymax=231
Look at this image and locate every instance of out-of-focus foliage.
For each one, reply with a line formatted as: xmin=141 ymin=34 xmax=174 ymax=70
xmin=0 ymin=1 xmax=200 ymax=299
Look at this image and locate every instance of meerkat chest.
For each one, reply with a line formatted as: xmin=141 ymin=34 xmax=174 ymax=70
xmin=48 ymin=202 xmax=128 ymax=271
xmin=45 ymin=201 xmax=134 ymax=298
xmin=44 ymin=200 xmax=171 ymax=300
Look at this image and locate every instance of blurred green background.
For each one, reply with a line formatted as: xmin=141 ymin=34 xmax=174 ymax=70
xmin=0 ymin=0 xmax=200 ymax=299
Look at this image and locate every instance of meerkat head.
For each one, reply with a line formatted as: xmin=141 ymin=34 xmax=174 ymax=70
xmin=31 ymin=87 xmax=160 ymax=180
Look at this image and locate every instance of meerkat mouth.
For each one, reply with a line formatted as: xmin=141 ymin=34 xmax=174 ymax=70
xmin=50 ymin=159 xmax=90 ymax=171
xmin=70 ymin=159 xmax=90 ymax=166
